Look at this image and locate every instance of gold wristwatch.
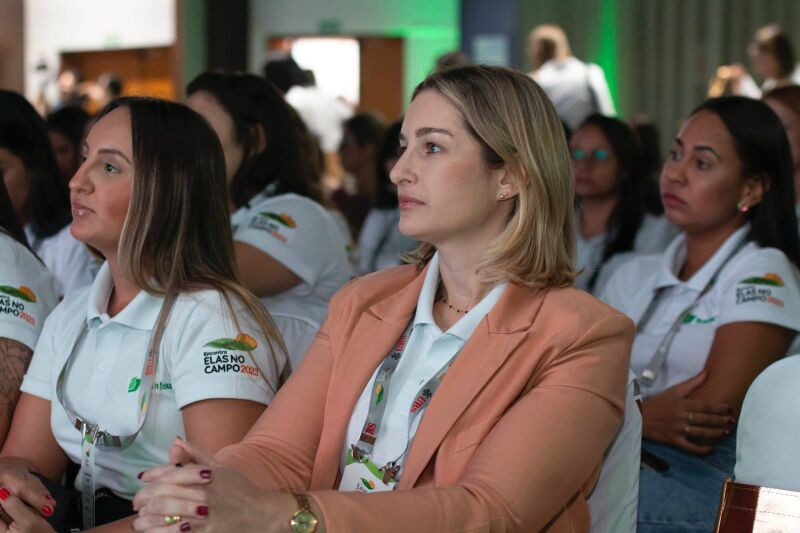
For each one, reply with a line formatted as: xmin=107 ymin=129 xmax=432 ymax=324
xmin=289 ymin=493 xmax=318 ymax=533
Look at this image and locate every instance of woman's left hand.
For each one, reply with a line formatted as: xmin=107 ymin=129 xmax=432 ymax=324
xmin=132 ymin=438 xmax=295 ymax=533
xmin=0 ymin=488 xmax=56 ymax=533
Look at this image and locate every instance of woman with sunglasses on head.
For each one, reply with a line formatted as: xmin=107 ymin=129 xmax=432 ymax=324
xmin=0 ymin=90 xmax=96 ymax=298
xmin=0 ymin=98 xmax=287 ymax=532
xmin=131 ymin=65 xmax=633 ymax=533
xmin=0 ymin=180 xmax=58 ymax=448
xmin=186 ymin=72 xmax=354 ymax=372
xmin=601 ymin=96 xmax=800 ymax=531
xmin=570 ymin=115 xmax=677 ymax=295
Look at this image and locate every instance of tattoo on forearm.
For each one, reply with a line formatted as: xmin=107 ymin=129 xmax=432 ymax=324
xmin=0 ymin=338 xmax=33 ymax=437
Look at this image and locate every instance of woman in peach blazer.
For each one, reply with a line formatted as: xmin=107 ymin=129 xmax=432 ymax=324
xmin=130 ymin=66 xmax=633 ymax=533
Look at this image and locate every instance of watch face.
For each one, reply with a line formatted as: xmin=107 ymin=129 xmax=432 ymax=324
xmin=290 ymin=510 xmax=318 ymax=533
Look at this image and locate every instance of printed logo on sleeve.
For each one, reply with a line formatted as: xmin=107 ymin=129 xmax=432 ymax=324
xmin=739 ymin=273 xmax=784 ymax=287
xmin=736 ymin=273 xmax=785 ymax=307
xmin=247 ymin=212 xmax=297 ymax=244
xmin=202 ymin=333 xmax=261 ymax=376
xmin=0 ymin=286 xmax=38 ymax=325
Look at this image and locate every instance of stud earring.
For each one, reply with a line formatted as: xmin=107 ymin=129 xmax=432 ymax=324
xmin=737 ymin=200 xmax=750 ymax=213
xmin=498 ymin=192 xmax=509 ymax=200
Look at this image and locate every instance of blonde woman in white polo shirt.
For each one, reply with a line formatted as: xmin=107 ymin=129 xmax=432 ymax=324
xmin=602 ymin=96 xmax=800 ymax=532
xmin=186 ymin=72 xmax=354 ymax=373
xmin=0 ymin=98 xmax=287 ymax=532
xmin=0 ymin=181 xmax=58 ymax=447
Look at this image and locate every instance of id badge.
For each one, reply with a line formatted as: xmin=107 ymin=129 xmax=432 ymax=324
xmin=80 ymin=429 xmax=98 ymax=529
xmin=338 ymin=448 xmax=397 ymax=493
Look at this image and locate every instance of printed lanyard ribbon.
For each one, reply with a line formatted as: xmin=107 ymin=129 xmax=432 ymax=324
xmin=352 ymin=320 xmax=464 ymax=483
xmin=55 ymin=298 xmax=168 ymax=529
xmin=638 ymin=240 xmax=746 ymax=389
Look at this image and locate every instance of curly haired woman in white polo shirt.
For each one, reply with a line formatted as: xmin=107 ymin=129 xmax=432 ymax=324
xmin=0 ymin=98 xmax=288 ymax=532
xmin=602 ymin=96 xmax=800 ymax=532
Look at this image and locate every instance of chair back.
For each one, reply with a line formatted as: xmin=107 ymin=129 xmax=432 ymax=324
xmin=715 ymin=478 xmax=800 ymax=532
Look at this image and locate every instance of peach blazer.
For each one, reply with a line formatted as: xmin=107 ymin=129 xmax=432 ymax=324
xmin=216 ymin=263 xmax=634 ymax=532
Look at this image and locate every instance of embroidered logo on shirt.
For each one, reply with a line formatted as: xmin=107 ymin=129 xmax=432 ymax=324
xmin=739 ymin=273 xmax=785 ymax=287
xmin=128 ymin=377 xmax=141 ymax=392
xmin=202 ymin=334 xmax=260 ymax=376
xmin=0 ymin=286 xmax=37 ymax=326
xmin=682 ymin=313 xmax=716 ymax=325
xmin=247 ymin=212 xmax=297 ymax=244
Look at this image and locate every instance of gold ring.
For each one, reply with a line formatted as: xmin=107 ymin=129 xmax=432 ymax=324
xmin=164 ymin=515 xmax=181 ymax=525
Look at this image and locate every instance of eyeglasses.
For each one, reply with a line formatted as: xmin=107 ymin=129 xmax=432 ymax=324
xmin=571 ymin=149 xmax=611 ymax=162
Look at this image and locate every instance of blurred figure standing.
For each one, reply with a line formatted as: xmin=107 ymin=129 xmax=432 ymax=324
xmin=528 ymin=24 xmax=616 ymax=130
xmin=46 ymin=106 xmax=90 ymax=183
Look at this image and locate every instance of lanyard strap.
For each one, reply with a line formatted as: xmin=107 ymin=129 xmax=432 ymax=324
xmin=55 ymin=295 xmax=172 ymax=528
xmin=638 ymin=240 xmax=746 ymax=388
xmin=352 ymin=319 xmax=465 ymax=481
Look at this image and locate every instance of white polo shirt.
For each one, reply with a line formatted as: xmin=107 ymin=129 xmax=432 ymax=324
xmin=20 ymin=262 xmax=285 ymax=500
xmin=231 ymin=191 xmax=354 ymax=370
xmin=25 ymin=224 xmax=98 ymax=298
xmin=339 ymin=253 xmax=506 ymax=488
xmin=575 ymin=213 xmax=678 ymax=294
xmin=734 ymin=353 xmax=800 ymax=491
xmin=0 ymin=232 xmax=58 ymax=350
xmin=601 ymin=225 xmax=800 ymax=396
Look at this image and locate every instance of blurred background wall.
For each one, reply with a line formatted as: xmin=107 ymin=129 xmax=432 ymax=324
xmin=4 ymin=0 xmax=800 ymax=145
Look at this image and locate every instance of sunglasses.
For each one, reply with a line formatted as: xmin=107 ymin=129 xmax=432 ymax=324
xmin=571 ymin=149 xmax=611 ymax=162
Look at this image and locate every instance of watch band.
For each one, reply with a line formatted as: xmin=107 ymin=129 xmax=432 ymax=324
xmin=289 ymin=493 xmax=318 ymax=533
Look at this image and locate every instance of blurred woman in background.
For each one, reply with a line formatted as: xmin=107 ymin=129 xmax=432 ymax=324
xmin=187 ymin=72 xmax=353 ymax=372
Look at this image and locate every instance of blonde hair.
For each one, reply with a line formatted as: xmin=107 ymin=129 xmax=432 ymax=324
xmin=407 ymin=65 xmax=576 ymax=288
xmin=102 ymin=98 xmax=287 ymax=392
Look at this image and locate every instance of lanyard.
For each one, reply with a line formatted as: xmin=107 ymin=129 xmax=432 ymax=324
xmin=56 ymin=297 xmax=170 ymax=529
xmin=638 ymin=240 xmax=746 ymax=389
xmin=352 ymin=319 xmax=464 ymax=483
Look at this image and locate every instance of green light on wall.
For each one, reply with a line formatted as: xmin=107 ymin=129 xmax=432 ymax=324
xmin=596 ymin=0 xmax=619 ymax=112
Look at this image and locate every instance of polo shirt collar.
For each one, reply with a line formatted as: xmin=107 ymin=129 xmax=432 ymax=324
xmin=86 ymin=262 xmax=164 ymax=331
xmin=413 ymin=252 xmax=507 ymax=341
xmin=654 ymin=224 xmax=750 ymax=292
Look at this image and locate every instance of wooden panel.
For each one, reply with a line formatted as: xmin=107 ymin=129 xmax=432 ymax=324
xmin=61 ymin=46 xmax=177 ymax=112
xmin=359 ymin=37 xmax=404 ymax=121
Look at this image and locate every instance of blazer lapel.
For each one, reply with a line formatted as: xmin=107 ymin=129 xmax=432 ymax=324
xmin=311 ymin=265 xmax=429 ymax=489
xmin=398 ymin=283 xmax=546 ymax=488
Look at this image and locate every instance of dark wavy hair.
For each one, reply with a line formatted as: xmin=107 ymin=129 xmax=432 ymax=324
xmin=187 ymin=72 xmax=321 ymax=209
xmin=693 ymin=96 xmax=800 ymax=266
xmin=0 ymin=90 xmax=71 ymax=239
xmin=576 ymin=114 xmax=647 ymax=291
xmin=374 ymin=120 xmax=402 ymax=209
xmin=0 ymin=178 xmax=31 ymax=251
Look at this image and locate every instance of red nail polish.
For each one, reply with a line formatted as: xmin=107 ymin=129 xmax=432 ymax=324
xmin=0 ymin=488 xmax=9 ymax=501
xmin=197 ymin=505 xmax=208 ymax=516
xmin=41 ymin=505 xmax=53 ymax=517
xmin=180 ymin=522 xmax=191 ymax=532
xmin=137 ymin=471 xmax=145 ymax=480
xmin=45 ymin=494 xmax=55 ymax=502
xmin=200 ymin=469 xmax=212 ymax=479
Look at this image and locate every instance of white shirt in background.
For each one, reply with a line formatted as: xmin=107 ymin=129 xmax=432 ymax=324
xmin=601 ymin=225 xmax=800 ymax=396
xmin=285 ymin=86 xmax=353 ymax=153
xmin=25 ymin=224 xmax=98 ymax=298
xmin=735 ymin=353 xmax=800 ymax=491
xmin=356 ymin=208 xmax=418 ymax=274
xmin=20 ymin=262 xmax=285 ymax=500
xmin=575 ymin=213 xmax=678 ymax=294
xmin=231 ymin=191 xmax=354 ymax=371
xmin=339 ymin=253 xmax=506 ymax=488
xmin=0 ymin=232 xmax=58 ymax=350
xmin=532 ymin=56 xmax=616 ymax=131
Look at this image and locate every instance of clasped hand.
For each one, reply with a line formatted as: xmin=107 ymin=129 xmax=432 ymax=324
xmin=133 ymin=437 xmax=293 ymax=533
xmin=642 ymin=371 xmax=736 ymax=455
